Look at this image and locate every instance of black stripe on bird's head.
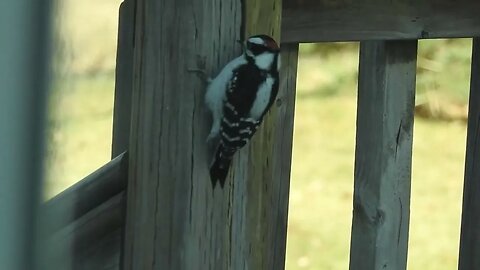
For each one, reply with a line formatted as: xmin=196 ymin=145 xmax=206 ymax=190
xmin=244 ymin=34 xmax=280 ymax=56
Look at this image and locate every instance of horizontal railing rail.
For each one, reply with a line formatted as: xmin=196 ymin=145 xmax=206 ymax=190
xmin=282 ymin=0 xmax=480 ymax=43
xmin=41 ymin=152 xmax=127 ymax=270
xmin=42 ymin=152 xmax=128 ymax=235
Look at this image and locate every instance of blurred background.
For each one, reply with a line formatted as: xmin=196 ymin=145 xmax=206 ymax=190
xmin=46 ymin=0 xmax=471 ymax=269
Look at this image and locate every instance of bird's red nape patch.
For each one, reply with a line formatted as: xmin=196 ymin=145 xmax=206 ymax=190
xmin=265 ymin=39 xmax=279 ymax=50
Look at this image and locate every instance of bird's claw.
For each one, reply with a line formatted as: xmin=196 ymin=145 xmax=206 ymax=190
xmin=188 ymin=68 xmax=212 ymax=84
xmin=206 ymin=132 xmax=219 ymax=144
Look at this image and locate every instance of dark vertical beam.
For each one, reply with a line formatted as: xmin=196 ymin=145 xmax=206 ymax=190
xmin=0 ymin=1 xmax=51 ymax=269
xmin=349 ymin=40 xmax=418 ymax=270
xmin=458 ymin=38 xmax=480 ymax=270
xmin=111 ymin=1 xmax=134 ymax=267
xmin=267 ymin=42 xmax=298 ymax=269
xmin=112 ymin=0 xmax=134 ymax=158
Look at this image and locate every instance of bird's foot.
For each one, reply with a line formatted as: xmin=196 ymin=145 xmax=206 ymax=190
xmin=188 ymin=68 xmax=212 ymax=85
xmin=188 ymin=56 xmax=211 ymax=85
xmin=206 ymin=132 xmax=219 ymax=144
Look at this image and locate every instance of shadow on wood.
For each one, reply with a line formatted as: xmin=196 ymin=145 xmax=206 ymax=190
xmin=41 ymin=152 xmax=128 ymax=270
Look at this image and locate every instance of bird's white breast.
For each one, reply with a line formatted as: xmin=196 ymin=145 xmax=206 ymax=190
xmin=249 ymin=76 xmax=274 ymax=120
xmin=254 ymin=53 xmax=275 ymax=71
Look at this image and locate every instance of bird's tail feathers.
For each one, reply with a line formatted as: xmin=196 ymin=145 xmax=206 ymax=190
xmin=209 ymin=145 xmax=232 ymax=188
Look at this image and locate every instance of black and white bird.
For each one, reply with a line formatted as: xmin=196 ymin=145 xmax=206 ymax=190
xmin=205 ymin=34 xmax=281 ymax=188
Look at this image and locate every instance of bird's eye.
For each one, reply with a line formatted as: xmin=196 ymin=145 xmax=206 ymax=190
xmin=247 ymin=43 xmax=265 ymax=55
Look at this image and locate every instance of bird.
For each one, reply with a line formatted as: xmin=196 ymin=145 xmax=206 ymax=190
xmin=204 ymin=34 xmax=281 ymax=188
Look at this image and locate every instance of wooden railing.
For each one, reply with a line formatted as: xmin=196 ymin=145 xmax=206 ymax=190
xmin=36 ymin=0 xmax=480 ymax=269
xmin=41 ymin=152 xmax=127 ymax=270
xmin=282 ymin=0 xmax=480 ymax=42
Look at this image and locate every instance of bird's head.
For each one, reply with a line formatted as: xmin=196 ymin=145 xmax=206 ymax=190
xmin=242 ymin=34 xmax=280 ymax=71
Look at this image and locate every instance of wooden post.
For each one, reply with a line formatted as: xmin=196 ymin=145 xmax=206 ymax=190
xmin=112 ymin=0 xmax=134 ymax=158
xmin=123 ymin=0 xmax=296 ymax=269
xmin=228 ymin=1 xmax=295 ymax=269
xmin=0 ymin=1 xmax=51 ymax=269
xmin=111 ymin=1 xmax=135 ymax=267
xmin=458 ymin=38 xmax=480 ymax=270
xmin=349 ymin=40 xmax=418 ymax=270
xmin=266 ymin=42 xmax=299 ymax=268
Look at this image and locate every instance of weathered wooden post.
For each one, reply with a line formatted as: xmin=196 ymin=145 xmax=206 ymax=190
xmin=0 ymin=1 xmax=51 ymax=269
xmin=458 ymin=38 xmax=480 ymax=270
xmin=349 ymin=40 xmax=418 ymax=270
xmin=123 ymin=0 xmax=297 ymax=269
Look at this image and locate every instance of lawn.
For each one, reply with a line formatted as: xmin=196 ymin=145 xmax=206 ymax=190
xmin=46 ymin=1 xmax=473 ymax=269
xmin=284 ymin=49 xmax=468 ymax=269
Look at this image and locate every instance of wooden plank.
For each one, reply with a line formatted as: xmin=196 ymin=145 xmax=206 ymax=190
xmin=111 ymin=1 xmax=134 ymax=264
xmin=41 ymin=152 xmax=127 ymax=269
xmin=123 ymin=0 xmax=242 ymax=268
xmin=78 ymin=229 xmax=122 ymax=270
xmin=458 ymin=38 xmax=480 ymax=270
xmin=0 ymin=1 xmax=51 ymax=269
xmin=123 ymin=0 xmax=295 ymax=269
xmin=43 ymin=192 xmax=125 ymax=270
xmin=272 ymin=43 xmax=299 ymax=267
xmin=112 ymin=0 xmax=134 ymax=157
xmin=42 ymin=152 xmax=127 ymax=235
xmin=282 ymin=0 xmax=480 ymax=42
xmin=227 ymin=1 xmax=296 ymax=269
xmin=349 ymin=40 xmax=417 ymax=270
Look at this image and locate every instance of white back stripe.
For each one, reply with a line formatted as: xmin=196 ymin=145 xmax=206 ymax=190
xmin=249 ymin=76 xmax=274 ymax=119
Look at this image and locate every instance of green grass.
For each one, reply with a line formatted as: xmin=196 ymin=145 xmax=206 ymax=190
xmin=417 ymin=39 xmax=472 ymax=104
xmin=47 ymin=1 xmax=473 ymax=268
xmin=45 ymin=75 xmax=114 ymax=198
xmin=284 ymin=48 xmax=468 ymax=270
xmin=286 ymin=94 xmax=466 ymax=270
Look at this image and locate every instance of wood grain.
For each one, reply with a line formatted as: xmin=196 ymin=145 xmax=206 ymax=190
xmin=349 ymin=40 xmax=417 ymax=270
xmin=282 ymin=0 xmax=480 ymax=42
xmin=123 ymin=0 xmax=296 ymax=268
xmin=123 ymin=0 xmax=242 ymax=269
xmin=223 ymin=1 xmax=297 ymax=269
xmin=458 ymin=38 xmax=480 ymax=270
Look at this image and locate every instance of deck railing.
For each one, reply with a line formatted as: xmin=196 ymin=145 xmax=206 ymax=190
xmin=5 ymin=0 xmax=480 ymax=269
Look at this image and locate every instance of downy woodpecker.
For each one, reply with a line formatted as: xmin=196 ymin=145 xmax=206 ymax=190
xmin=205 ymin=34 xmax=280 ymax=188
